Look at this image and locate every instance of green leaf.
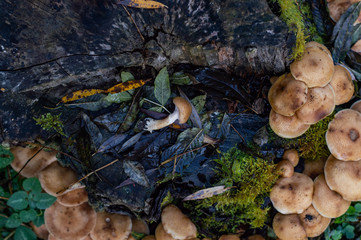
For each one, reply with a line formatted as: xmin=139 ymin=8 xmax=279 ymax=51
xmin=23 ymin=178 xmax=42 ymax=193
xmin=0 ymin=216 xmax=7 ymax=227
xmin=121 ymin=71 xmax=135 ymax=82
xmin=28 ymin=191 xmax=41 ymax=202
xmin=354 ymin=202 xmax=361 ymax=213
xmin=32 ymin=214 xmax=45 ymax=227
xmin=170 ymin=72 xmax=192 ymax=85
xmin=0 ymin=146 xmax=14 ymax=169
xmin=148 ymin=106 xmax=163 ymax=112
xmin=5 ymin=213 xmax=22 ymax=228
xmin=7 ymin=191 xmax=28 ymax=211
xmin=14 ymin=226 xmax=37 ymax=240
xmin=35 ymin=193 xmax=56 ymax=209
xmin=344 ymin=225 xmax=355 ymax=239
xmin=104 ymin=92 xmax=132 ymax=103
xmin=154 ymin=67 xmax=170 ymax=106
xmin=191 ymin=95 xmax=206 ymax=114
xmin=19 ymin=209 xmax=37 ymax=223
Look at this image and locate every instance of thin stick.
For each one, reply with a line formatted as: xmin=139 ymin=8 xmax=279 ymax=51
xmin=230 ymin=123 xmax=245 ymax=143
xmin=56 ymin=159 xmax=120 ymax=195
xmin=143 ymin=98 xmax=171 ymax=113
xmin=0 ymin=196 xmax=9 ymax=200
xmin=122 ymin=5 xmax=145 ymax=42
xmin=160 ymin=144 xmax=210 ymax=166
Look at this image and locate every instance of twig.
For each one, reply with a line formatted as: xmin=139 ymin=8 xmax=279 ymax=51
xmin=143 ymin=98 xmax=171 ymax=113
xmin=56 ymin=159 xmax=120 ymax=195
xmin=0 ymin=196 xmax=9 ymax=200
xmin=4 ymin=230 xmax=15 ymax=240
xmin=230 ymin=123 xmax=245 ymax=143
xmin=160 ymin=144 xmax=210 ymax=166
xmin=121 ymin=5 xmax=145 ymax=42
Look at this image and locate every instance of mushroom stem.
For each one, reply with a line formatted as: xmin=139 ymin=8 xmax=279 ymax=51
xmin=144 ymin=108 xmax=180 ymax=133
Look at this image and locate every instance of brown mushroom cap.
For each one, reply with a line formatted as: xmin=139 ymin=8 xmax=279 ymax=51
xmin=351 ymin=99 xmax=361 ymax=113
xmin=90 ymin=212 xmax=132 ymax=240
xmin=30 ymin=222 xmax=49 ymax=240
xmin=219 ymin=235 xmax=240 ymax=240
xmin=326 ymin=109 xmax=361 ymax=161
xmin=270 ymin=172 xmax=314 ymax=214
xmin=303 ymin=158 xmax=327 ymax=180
xmin=327 ymin=0 xmax=361 ymax=22
xmin=173 ymin=97 xmax=192 ymax=124
xmin=161 ymin=204 xmax=197 ymax=239
xmin=45 ymin=201 xmax=96 ymax=240
xmin=247 ymin=235 xmax=265 ymax=240
xmin=324 ymin=154 xmax=361 ymax=201
xmin=269 ymin=109 xmax=310 ymax=139
xmin=38 ymin=161 xmax=78 ymax=197
xmin=268 ymin=73 xmax=308 ymax=116
xmin=312 ymin=174 xmax=351 ymax=218
xmin=131 ymin=218 xmax=150 ymax=235
xmin=273 ymin=213 xmax=307 ymax=240
xmin=329 ymin=65 xmax=354 ymax=105
xmin=276 ymin=160 xmax=294 ymax=178
xmin=282 ymin=149 xmax=299 ymax=167
xmin=351 ymin=39 xmax=361 ymax=53
xmin=10 ymin=146 xmax=57 ymax=178
xmin=295 ymin=84 xmax=335 ymax=124
xmin=305 ymin=41 xmax=332 ymax=57
xmin=299 ymin=205 xmax=331 ymax=237
xmin=56 ymin=187 xmax=88 ymax=207
xmin=155 ymin=223 xmax=176 ymax=240
xmin=49 ymin=234 xmax=93 ymax=240
xmin=290 ymin=46 xmax=334 ymax=88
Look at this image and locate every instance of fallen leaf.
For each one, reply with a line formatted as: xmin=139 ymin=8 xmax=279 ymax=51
xmin=118 ymin=0 xmax=168 ymax=9
xmin=183 ymin=186 xmax=233 ymax=201
xmin=106 ymin=79 xmax=150 ymax=94
xmin=60 ymin=89 xmax=105 ymax=103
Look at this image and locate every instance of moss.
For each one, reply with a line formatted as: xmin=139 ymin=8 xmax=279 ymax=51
xmin=289 ymin=112 xmax=335 ymax=162
xmin=184 ymin=148 xmax=279 ymax=236
xmin=33 ymin=113 xmax=65 ymax=136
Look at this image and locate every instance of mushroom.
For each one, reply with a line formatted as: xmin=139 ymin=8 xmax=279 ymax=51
xmin=131 ymin=218 xmax=150 ymax=235
xmin=282 ymin=149 xmax=299 ymax=167
xmin=155 ymin=223 xmax=176 ymax=240
xmin=56 ymin=187 xmax=88 ymax=207
xmin=329 ymin=65 xmax=354 ymax=105
xmin=45 ymin=201 xmax=96 ymax=240
xmin=295 ymin=84 xmax=335 ymax=124
xmin=275 ymin=159 xmax=294 ymax=178
xmin=324 ymin=154 xmax=361 ymax=201
xmin=299 ymin=205 xmax=331 ymax=237
xmin=312 ymin=174 xmax=351 ymax=218
xmin=38 ymin=161 xmax=78 ymax=197
xmin=351 ymin=99 xmax=361 ymax=113
xmin=327 ymin=0 xmax=361 ymax=22
xmin=219 ymin=235 xmax=240 ymax=240
xmin=247 ymin=235 xmax=265 ymax=240
xmin=269 ymin=109 xmax=310 ymax=139
xmin=303 ymin=157 xmax=326 ymax=180
xmin=30 ymin=222 xmax=49 ymax=240
xmin=272 ymin=213 xmax=307 ymax=240
xmin=305 ymin=41 xmax=332 ymax=57
xmin=290 ymin=44 xmax=334 ymax=88
xmin=90 ymin=212 xmax=132 ymax=240
xmin=351 ymin=39 xmax=361 ymax=53
xmin=270 ymin=172 xmax=314 ymax=214
xmin=144 ymin=97 xmax=192 ymax=132
xmin=10 ymin=146 xmax=57 ymax=178
xmin=325 ymin=109 xmax=361 ymax=161
xmin=268 ymin=73 xmax=308 ymax=116
xmin=161 ymin=204 xmax=197 ymax=240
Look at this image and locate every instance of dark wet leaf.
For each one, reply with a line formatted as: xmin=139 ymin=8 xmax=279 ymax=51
xmin=216 ymin=113 xmax=230 ymax=139
xmin=183 ymin=186 xmax=232 ymax=201
xmin=191 ymin=95 xmax=207 ymax=114
xmin=115 ymin=168 xmax=157 ymax=189
xmin=332 ymin=3 xmax=361 ymax=62
xmin=178 ymin=87 xmax=202 ymax=129
xmin=103 ymin=71 xmax=136 ymax=103
xmin=309 ymin=0 xmax=334 ymax=39
xmin=93 ymin=107 xmax=128 ymax=133
xmin=97 ymin=134 xmax=127 ymax=154
xmin=117 ymin=132 xmax=144 ymax=153
xmin=82 ymin=113 xmax=102 ymax=148
xmin=123 ymin=160 xmax=150 ymax=187
xmin=154 ymin=67 xmax=170 ymax=106
xmin=117 ymin=88 xmax=142 ymax=133
xmin=65 ymin=94 xmax=112 ymax=111
xmin=191 ymin=68 xmax=251 ymax=106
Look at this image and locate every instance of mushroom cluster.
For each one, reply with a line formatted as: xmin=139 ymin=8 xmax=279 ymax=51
xmin=270 ymin=149 xmax=352 ymax=239
xmin=268 ymin=42 xmax=355 ymax=138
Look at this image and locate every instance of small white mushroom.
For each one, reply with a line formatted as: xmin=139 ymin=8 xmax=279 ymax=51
xmin=144 ymin=97 xmax=192 ymax=132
